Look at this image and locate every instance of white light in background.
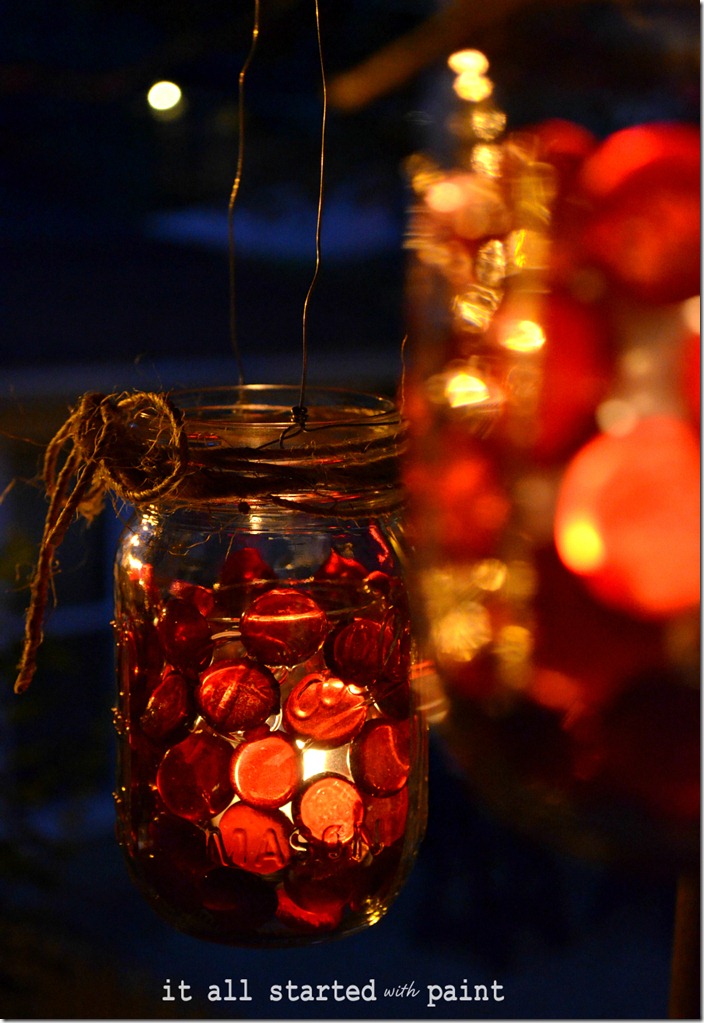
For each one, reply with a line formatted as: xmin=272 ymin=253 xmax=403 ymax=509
xmin=147 ymin=81 xmax=184 ymax=120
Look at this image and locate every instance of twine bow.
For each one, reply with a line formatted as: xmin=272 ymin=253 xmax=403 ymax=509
xmin=14 ymin=391 xmax=188 ymax=694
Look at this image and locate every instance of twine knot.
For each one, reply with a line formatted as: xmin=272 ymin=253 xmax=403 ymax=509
xmin=14 ymin=390 xmax=188 ymax=694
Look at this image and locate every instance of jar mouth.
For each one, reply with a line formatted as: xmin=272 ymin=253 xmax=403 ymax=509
xmin=172 ymin=385 xmax=400 ymax=432
xmin=161 ymin=385 xmax=406 ymax=512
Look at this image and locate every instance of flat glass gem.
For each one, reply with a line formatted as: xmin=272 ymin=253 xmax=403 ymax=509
xmin=220 ymin=547 xmax=276 ymax=586
xmin=218 ymin=802 xmax=294 ymax=875
xmin=283 ymin=673 xmax=368 ymax=746
xmin=138 ymin=812 xmax=212 ymax=909
xmin=169 ymin=581 xmax=216 ymax=617
xmin=196 ymin=658 xmax=279 ymax=734
xmin=328 ymin=618 xmax=383 ymax=687
xmin=140 ymin=666 xmax=193 ymax=741
xmin=230 ymin=732 xmax=301 ymax=808
xmin=350 ymin=719 xmax=411 ymax=796
xmin=275 ymin=888 xmax=342 ymax=932
xmin=362 ymin=787 xmax=410 ymax=849
xmin=294 ymin=774 xmax=365 ymax=846
xmin=200 ymin=866 xmax=279 ymax=924
xmin=314 ymin=549 xmax=368 ymax=581
xmin=240 ymin=588 xmax=329 ymax=666
xmin=157 ymin=597 xmax=214 ymax=672
xmin=156 ymin=729 xmax=234 ymax=822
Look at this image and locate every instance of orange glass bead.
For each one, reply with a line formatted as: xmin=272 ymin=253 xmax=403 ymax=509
xmin=230 ymin=732 xmax=301 ymax=808
xmin=283 ymin=673 xmax=367 ymax=746
xmin=240 ymin=588 xmax=329 ymax=666
xmin=350 ymin=719 xmax=410 ymax=796
xmin=218 ymin=802 xmax=293 ymax=875
xmin=293 ymin=774 xmax=364 ymax=847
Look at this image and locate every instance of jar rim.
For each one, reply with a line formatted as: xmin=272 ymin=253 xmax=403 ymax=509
xmin=158 ymin=385 xmax=406 ymax=512
xmin=171 ymin=384 xmax=400 ymax=432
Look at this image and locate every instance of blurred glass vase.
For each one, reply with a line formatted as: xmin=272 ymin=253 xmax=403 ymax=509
xmin=403 ymin=51 xmax=699 ymax=867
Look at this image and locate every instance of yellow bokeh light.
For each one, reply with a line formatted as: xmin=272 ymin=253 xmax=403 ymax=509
xmin=448 ymin=50 xmax=490 ymax=76
xmin=426 ymin=179 xmax=465 ymax=214
xmin=558 ymin=517 xmax=605 ymax=574
xmin=471 ymin=143 xmax=502 ymax=178
xmin=500 ymin=319 xmax=546 ymax=353
xmin=453 ymin=72 xmax=494 ymax=103
xmin=445 ymin=371 xmax=490 ymax=408
xmin=147 ymin=80 xmax=183 ymax=112
xmin=595 ymin=398 xmax=639 ymax=436
xmin=471 ymin=107 xmax=507 ymax=141
xmin=431 ymin=604 xmax=491 ymax=664
xmin=453 ymin=286 xmax=501 ymax=332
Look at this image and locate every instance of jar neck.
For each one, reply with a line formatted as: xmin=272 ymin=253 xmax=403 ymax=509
xmin=157 ymin=386 xmax=408 ymax=517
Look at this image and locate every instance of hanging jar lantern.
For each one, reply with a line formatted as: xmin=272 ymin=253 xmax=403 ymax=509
xmin=111 ymin=385 xmax=427 ymax=945
xmin=402 ymin=47 xmax=700 ymax=866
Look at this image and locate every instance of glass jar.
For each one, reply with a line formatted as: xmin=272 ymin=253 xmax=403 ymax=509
xmin=113 ymin=386 xmax=428 ymax=945
xmin=403 ymin=46 xmax=699 ymax=868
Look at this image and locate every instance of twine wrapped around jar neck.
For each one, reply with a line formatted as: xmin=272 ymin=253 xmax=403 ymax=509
xmin=14 ymin=391 xmax=189 ymax=694
xmin=13 ymin=386 xmax=406 ymax=694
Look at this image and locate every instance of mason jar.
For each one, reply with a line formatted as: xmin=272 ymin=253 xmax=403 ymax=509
xmin=113 ymin=385 xmax=428 ymax=945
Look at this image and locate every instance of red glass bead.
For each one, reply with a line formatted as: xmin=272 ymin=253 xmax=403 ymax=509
xmin=314 ymin=549 xmax=368 ymax=582
xmin=137 ymin=812 xmax=211 ymax=910
xmin=157 ymin=597 xmax=214 ymax=672
xmin=368 ymin=608 xmax=412 ymax=718
xmin=169 ymin=580 xmax=216 ymax=617
xmin=282 ymin=867 xmax=354 ymax=924
xmin=240 ymin=588 xmax=329 ymax=666
xmin=326 ymin=617 xmax=382 ymax=687
xmin=404 ymin=425 xmax=510 ymax=561
xmin=283 ymin=673 xmax=368 ymax=746
xmin=531 ymin=118 xmax=596 ymax=193
xmin=127 ymin=561 xmax=160 ymax=608
xmin=218 ymin=802 xmax=293 ymax=875
xmin=197 ymin=658 xmax=279 ymax=734
xmin=138 ymin=812 xmax=209 ymax=875
xmin=293 ymin=774 xmax=364 ymax=847
xmin=364 ymin=570 xmax=396 ymax=600
xmin=140 ymin=666 xmax=193 ymax=741
xmin=156 ymin=729 xmax=234 ymax=822
xmin=230 ymin=732 xmax=301 ymax=808
xmin=555 ymin=415 xmax=700 ymax=619
xmin=284 ymin=862 xmax=357 ymax=913
xmin=577 ymin=122 xmax=700 ymax=304
xmin=362 ymin=787 xmax=409 ymax=850
xmin=199 ymin=866 xmax=279 ymax=924
xmin=529 ymin=289 xmax=611 ymax=464
xmin=275 ymin=888 xmax=342 ymax=932
xmin=220 ymin=547 xmax=277 ymax=587
xmin=350 ymin=719 xmax=410 ymax=796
